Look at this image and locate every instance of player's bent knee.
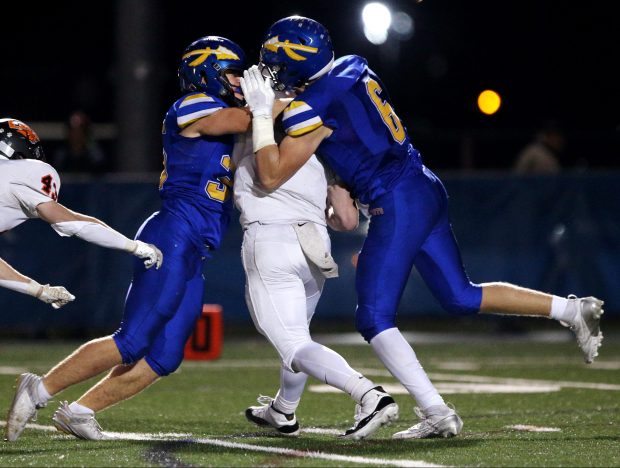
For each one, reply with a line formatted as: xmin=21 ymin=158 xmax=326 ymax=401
xmin=355 ymin=312 xmax=396 ymax=343
xmin=113 ymin=332 xmax=151 ymax=366
xmin=439 ymin=282 xmax=482 ymax=316
xmin=145 ymin=352 xmax=183 ymax=377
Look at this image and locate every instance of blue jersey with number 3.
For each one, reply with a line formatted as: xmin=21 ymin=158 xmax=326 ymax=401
xmin=282 ymin=55 xmax=423 ymax=205
xmin=159 ymin=92 xmax=234 ymax=250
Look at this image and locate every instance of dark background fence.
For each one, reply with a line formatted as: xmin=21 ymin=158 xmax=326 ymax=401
xmin=1 ymin=171 xmax=618 ymax=337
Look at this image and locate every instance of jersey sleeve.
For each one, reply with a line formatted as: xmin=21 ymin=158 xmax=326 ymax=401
xmin=282 ymin=100 xmax=324 ymax=137
xmin=176 ymin=92 xmax=225 ymax=128
xmin=10 ymin=163 xmax=61 ymax=217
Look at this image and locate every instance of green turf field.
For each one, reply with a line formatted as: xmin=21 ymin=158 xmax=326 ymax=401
xmin=1 ymin=333 xmax=619 ymax=467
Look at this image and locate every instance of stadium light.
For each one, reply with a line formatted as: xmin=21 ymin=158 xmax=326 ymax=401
xmin=477 ymin=89 xmax=502 ymax=115
xmin=362 ymin=2 xmax=392 ymax=45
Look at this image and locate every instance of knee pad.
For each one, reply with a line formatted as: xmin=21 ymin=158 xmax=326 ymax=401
xmin=145 ymin=351 xmax=184 ymax=377
xmin=439 ymin=282 xmax=482 ymax=316
xmin=355 ymin=306 xmax=397 ymax=343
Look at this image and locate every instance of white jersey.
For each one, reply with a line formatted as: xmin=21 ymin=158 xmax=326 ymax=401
xmin=232 ymin=132 xmax=327 ymax=228
xmin=0 ymin=159 xmax=60 ymax=233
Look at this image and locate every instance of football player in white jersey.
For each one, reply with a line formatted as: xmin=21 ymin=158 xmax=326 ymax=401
xmin=233 ymin=103 xmax=398 ymax=440
xmin=1 ymin=117 xmax=163 ymax=442
xmin=0 ymin=118 xmax=162 ymax=311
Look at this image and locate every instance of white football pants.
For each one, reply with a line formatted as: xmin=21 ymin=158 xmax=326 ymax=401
xmin=241 ymin=222 xmax=328 ymax=371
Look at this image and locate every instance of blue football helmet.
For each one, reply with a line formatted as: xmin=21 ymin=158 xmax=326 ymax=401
xmin=178 ymin=36 xmax=246 ymax=106
xmin=259 ymin=16 xmax=334 ymax=92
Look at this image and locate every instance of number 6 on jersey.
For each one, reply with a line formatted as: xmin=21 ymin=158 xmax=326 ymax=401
xmin=366 ymin=77 xmax=406 ymax=144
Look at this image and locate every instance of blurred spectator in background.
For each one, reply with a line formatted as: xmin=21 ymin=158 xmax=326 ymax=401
xmin=52 ymin=111 xmax=107 ymax=174
xmin=514 ymin=121 xmax=565 ymax=174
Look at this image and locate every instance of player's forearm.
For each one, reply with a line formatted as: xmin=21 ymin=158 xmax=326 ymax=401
xmin=255 ymin=145 xmax=286 ymax=190
xmin=326 ymin=207 xmax=359 ymax=231
xmin=0 ymin=257 xmax=75 ymax=307
xmin=36 ymin=201 xmax=135 ymax=252
xmin=326 ymin=184 xmax=359 ymax=231
xmin=0 ymin=257 xmax=31 ymax=284
xmin=52 ymin=221 xmax=136 ymax=252
xmin=0 ymin=258 xmax=43 ymax=296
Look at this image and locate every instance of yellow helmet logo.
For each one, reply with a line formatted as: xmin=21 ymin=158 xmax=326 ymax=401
xmin=263 ymin=36 xmax=318 ymax=61
xmin=183 ymin=46 xmax=240 ymax=67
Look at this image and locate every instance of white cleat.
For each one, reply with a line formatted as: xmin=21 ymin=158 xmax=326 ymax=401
xmin=52 ymin=401 xmax=112 ymax=440
xmin=393 ymin=405 xmax=463 ymax=440
xmin=5 ymin=373 xmax=46 ymax=442
xmin=245 ymin=395 xmax=300 ymax=437
xmin=340 ymin=386 xmax=399 ymax=440
xmin=562 ymin=295 xmax=604 ymax=364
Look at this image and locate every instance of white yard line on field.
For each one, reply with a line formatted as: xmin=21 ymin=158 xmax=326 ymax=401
xmin=505 ymin=425 xmax=561 ymax=432
xmin=310 ymin=370 xmax=620 ymax=396
xmin=314 ymin=330 xmax=574 ymax=345
xmin=0 ymin=421 xmax=442 ymax=468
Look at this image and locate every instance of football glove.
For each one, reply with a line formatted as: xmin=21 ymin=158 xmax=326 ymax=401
xmin=131 ymin=240 xmax=163 ymax=269
xmin=241 ymin=65 xmax=275 ymax=118
xmin=37 ymin=285 xmax=76 ymax=309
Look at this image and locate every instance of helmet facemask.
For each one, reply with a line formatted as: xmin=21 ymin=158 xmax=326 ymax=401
xmin=212 ymin=64 xmax=245 ymax=107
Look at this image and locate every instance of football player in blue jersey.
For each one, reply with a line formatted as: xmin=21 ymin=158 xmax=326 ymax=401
xmin=240 ymin=16 xmax=604 ymax=440
xmin=5 ymin=36 xmax=252 ymax=442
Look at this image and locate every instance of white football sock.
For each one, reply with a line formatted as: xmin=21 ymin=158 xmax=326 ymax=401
xmin=69 ymin=401 xmax=95 ymax=415
xmin=273 ymin=367 xmax=307 ymax=414
xmin=549 ymin=295 xmax=572 ymax=322
xmin=37 ymin=380 xmax=52 ymax=404
xmin=370 ymin=327 xmax=445 ymax=409
xmin=292 ymin=341 xmax=375 ymax=403
xmin=344 ymin=373 xmax=377 ymax=403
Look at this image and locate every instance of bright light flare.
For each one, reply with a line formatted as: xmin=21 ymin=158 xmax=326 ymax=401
xmin=477 ymin=89 xmax=502 ymax=115
xmin=392 ymin=11 xmax=413 ymax=37
xmin=362 ymin=3 xmax=392 ymax=45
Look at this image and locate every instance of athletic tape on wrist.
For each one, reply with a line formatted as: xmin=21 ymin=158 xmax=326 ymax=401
xmin=252 ymin=115 xmax=276 ymax=153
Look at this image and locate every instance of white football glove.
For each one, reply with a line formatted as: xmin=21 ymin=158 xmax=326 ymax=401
xmin=37 ymin=285 xmax=76 ymax=309
xmin=131 ymin=240 xmax=163 ymax=269
xmin=240 ymin=65 xmax=275 ymax=118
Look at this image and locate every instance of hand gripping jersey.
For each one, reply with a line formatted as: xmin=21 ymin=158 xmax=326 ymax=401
xmin=159 ymin=92 xmax=235 ymax=250
xmin=232 ymin=132 xmax=327 ymax=228
xmin=0 ymin=159 xmax=60 ymax=233
xmin=281 ymin=55 xmax=423 ymax=205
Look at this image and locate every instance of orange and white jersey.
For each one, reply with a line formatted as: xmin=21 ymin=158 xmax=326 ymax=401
xmin=0 ymin=159 xmax=60 ymax=232
xmin=232 ymin=131 xmax=327 ymax=228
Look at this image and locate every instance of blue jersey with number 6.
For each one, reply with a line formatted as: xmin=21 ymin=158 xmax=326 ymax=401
xmin=159 ymin=91 xmax=234 ymax=250
xmin=282 ymin=54 xmax=482 ymax=342
xmin=281 ymin=55 xmax=423 ymax=205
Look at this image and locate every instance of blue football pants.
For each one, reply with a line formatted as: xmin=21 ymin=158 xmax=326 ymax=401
xmin=355 ymin=167 xmax=482 ymax=341
xmin=113 ymin=210 xmax=205 ymax=376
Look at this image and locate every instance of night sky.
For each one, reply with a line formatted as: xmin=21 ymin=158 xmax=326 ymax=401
xmin=3 ymin=1 xmax=619 ymax=170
